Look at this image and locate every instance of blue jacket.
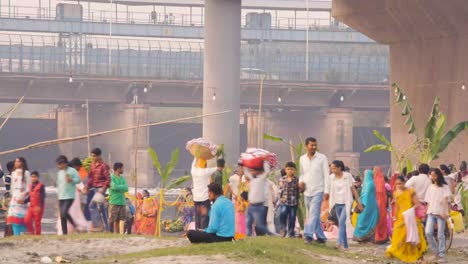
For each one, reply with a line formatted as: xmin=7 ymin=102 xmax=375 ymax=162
xmin=205 ymin=195 xmax=235 ymax=238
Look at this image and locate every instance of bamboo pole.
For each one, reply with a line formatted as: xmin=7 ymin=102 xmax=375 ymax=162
xmin=134 ymin=117 xmax=139 ymax=197
xmin=257 ymin=75 xmax=265 ymax=147
xmin=289 ymin=140 xmax=295 ymax=161
xmin=86 ymin=99 xmax=91 ymax=155
xmin=0 ymin=110 xmax=231 ymax=156
xmin=0 ymin=96 xmax=25 ymax=131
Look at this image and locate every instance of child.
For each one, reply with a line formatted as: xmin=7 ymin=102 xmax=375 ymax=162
xmin=323 ymin=219 xmax=339 ymax=240
xmin=279 ymin=161 xmax=299 ymax=237
xmin=124 ymin=197 xmax=135 ymax=234
xmin=24 ymin=171 xmax=46 ymax=235
xmin=109 ymin=162 xmax=129 ymax=234
xmin=183 ymin=193 xmax=195 ymax=231
xmin=425 ymin=168 xmax=451 ymax=263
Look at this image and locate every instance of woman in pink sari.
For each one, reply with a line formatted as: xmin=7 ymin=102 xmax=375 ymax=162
xmin=373 ymin=167 xmax=388 ymax=244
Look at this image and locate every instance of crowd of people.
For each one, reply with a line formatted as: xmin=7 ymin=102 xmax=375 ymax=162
xmin=186 ymin=137 xmax=468 ymax=264
xmin=1 ymin=137 xmax=468 ymax=263
xmin=0 ymin=147 xmax=158 ymax=236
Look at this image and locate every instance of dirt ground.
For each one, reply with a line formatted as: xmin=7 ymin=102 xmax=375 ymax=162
xmin=0 ymin=236 xmax=187 ymax=264
xmin=2 ymin=234 xmax=468 ymax=264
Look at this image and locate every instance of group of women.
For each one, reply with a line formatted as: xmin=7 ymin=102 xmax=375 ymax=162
xmin=347 ymin=165 xmax=457 ymax=263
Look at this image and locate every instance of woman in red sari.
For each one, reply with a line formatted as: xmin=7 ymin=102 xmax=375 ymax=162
xmin=373 ymin=167 xmax=388 ymax=244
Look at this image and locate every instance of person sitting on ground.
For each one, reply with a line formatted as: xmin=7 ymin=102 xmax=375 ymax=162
xmin=187 ymin=183 xmax=235 ymax=243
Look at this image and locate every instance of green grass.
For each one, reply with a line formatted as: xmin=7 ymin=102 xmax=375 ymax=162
xmin=84 ymin=237 xmax=364 ymax=264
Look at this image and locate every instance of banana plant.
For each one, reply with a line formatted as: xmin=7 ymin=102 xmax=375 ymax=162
xmin=81 ymin=156 xmax=93 ymax=172
xmin=148 ymin=147 xmax=190 ymax=236
xmin=365 ymin=83 xmax=468 ymax=166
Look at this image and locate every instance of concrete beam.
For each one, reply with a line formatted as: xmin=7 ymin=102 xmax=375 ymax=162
xmin=0 ymin=75 xmax=390 ymax=111
xmin=0 ymin=17 xmax=374 ymax=43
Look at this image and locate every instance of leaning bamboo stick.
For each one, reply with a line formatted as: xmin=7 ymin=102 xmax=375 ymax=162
xmin=0 ymin=110 xmax=231 ymax=156
xmin=0 ymin=96 xmax=25 ymax=131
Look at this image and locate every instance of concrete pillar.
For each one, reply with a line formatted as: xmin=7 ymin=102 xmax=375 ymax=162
xmin=57 ymin=105 xmax=87 ymax=157
xmin=203 ymin=0 xmax=241 ymax=165
xmin=323 ymin=108 xmax=354 ymax=154
xmin=57 ymin=103 xmax=154 ymax=187
xmin=323 ymin=108 xmax=360 ymax=171
xmin=332 ymin=0 xmax=468 ymax=166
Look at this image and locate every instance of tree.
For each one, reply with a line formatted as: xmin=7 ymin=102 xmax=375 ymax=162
xmin=365 ymin=83 xmax=468 ymax=167
xmin=148 ymin=147 xmax=190 ymax=236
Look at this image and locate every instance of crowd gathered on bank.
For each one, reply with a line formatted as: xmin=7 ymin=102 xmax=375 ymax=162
xmin=1 ymin=137 xmax=467 ymax=263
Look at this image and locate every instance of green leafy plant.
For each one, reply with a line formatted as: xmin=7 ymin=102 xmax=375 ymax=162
xmin=365 ymin=83 xmax=468 ymax=166
xmin=81 ymin=156 xmax=93 ymax=172
xmin=148 ymin=147 xmax=190 ymax=236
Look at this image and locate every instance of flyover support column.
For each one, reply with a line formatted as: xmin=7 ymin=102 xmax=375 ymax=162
xmin=203 ymin=0 xmax=241 ymax=165
xmin=323 ymin=108 xmax=360 ymax=172
xmin=57 ymin=103 xmax=153 ymax=187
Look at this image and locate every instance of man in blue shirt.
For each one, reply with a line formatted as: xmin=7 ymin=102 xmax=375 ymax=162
xmin=187 ymin=183 xmax=235 ymax=243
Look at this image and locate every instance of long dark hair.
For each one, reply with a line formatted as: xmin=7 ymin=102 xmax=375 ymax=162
xmin=15 ymin=157 xmax=28 ymax=170
xmin=15 ymin=157 xmax=28 ymax=183
xmin=429 ymin=168 xmax=447 ymax=187
xmin=331 ymin=160 xmax=345 ymax=172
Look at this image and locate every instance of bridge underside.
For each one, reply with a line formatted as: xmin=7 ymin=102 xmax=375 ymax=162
xmin=0 ymin=74 xmax=388 ymax=111
xmin=333 ymin=0 xmax=468 ymax=165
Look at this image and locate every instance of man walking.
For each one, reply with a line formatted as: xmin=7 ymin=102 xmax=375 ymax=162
xmin=83 ymin=148 xmax=111 ymax=231
xmin=56 ymin=155 xmax=81 ymax=235
xmin=299 ymin=137 xmax=330 ymax=244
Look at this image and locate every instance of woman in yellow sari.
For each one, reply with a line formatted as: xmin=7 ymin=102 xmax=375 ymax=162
xmin=386 ymin=176 xmax=426 ymax=263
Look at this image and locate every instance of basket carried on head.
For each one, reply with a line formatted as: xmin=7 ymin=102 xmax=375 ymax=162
xmin=186 ymin=138 xmax=219 ymax=160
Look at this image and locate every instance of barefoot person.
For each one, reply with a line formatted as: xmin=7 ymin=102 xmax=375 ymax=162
xmin=299 ymin=137 xmax=330 ymax=244
xmin=187 ymin=183 xmax=235 ymax=243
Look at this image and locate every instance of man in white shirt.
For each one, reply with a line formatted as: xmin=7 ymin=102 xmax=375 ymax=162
xmin=405 ymin=164 xmax=431 ymax=202
xmin=299 ymin=137 xmax=330 ymax=244
xmin=245 ymin=161 xmax=272 ymax=236
xmin=191 ymin=158 xmax=217 ymax=229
